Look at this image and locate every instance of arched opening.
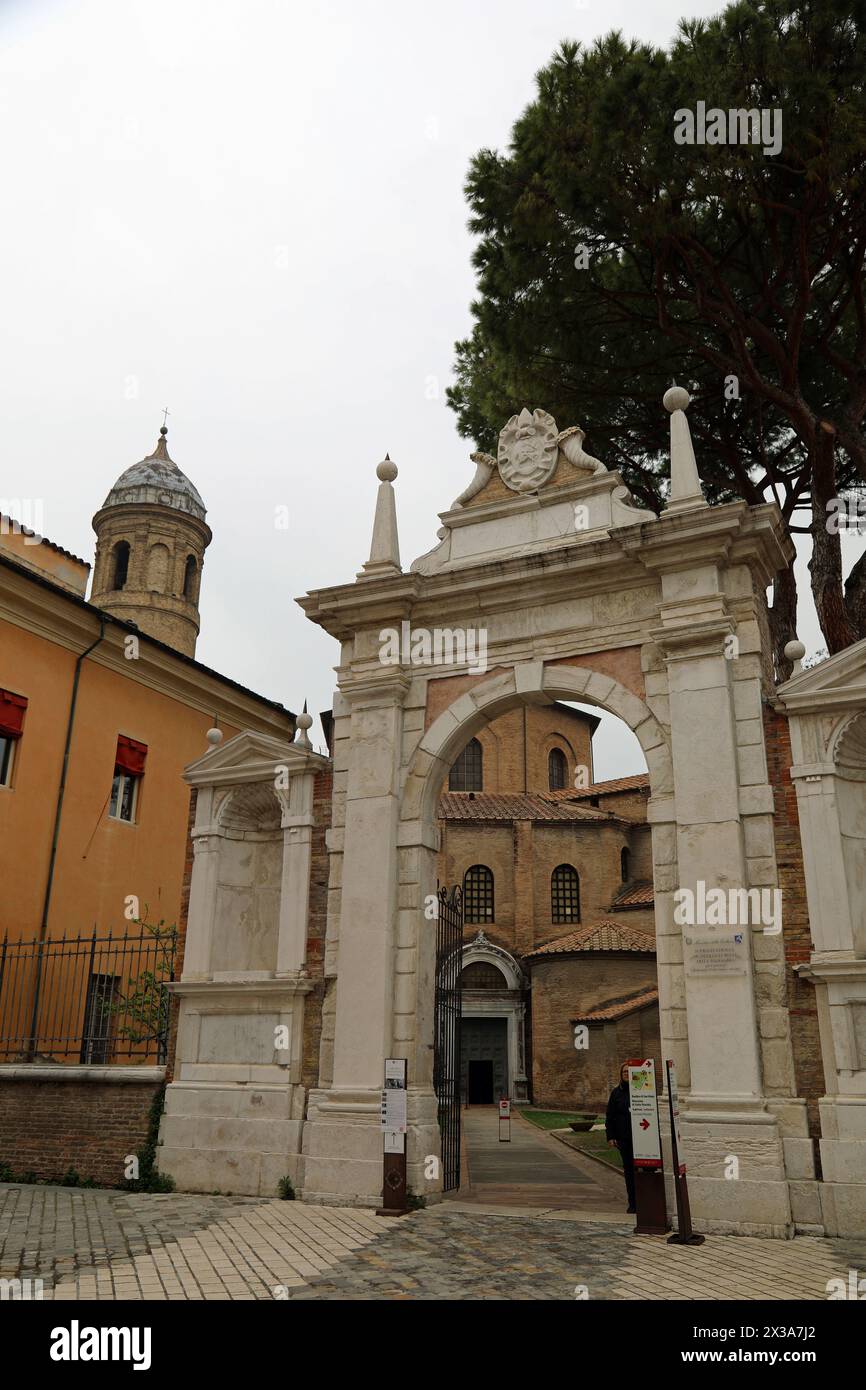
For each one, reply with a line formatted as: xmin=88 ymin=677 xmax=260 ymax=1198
xmin=621 ymin=846 xmax=631 ymax=882
xmin=449 ymin=736 xmax=482 ymax=791
xmin=111 ymin=540 xmax=130 ymax=591
xmin=463 ymin=864 xmax=494 ymax=924
xmin=183 ymin=554 xmax=197 ymax=599
xmin=415 ymin=664 xmax=665 ymax=1208
xmin=548 ymin=746 xmax=567 ymax=790
xmin=551 ymin=864 xmax=580 ymax=924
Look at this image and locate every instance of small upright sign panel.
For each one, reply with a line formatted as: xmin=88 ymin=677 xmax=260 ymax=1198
xmin=498 ymin=1096 xmax=512 ymax=1143
xmin=377 ymin=1058 xmax=408 ymax=1216
xmin=627 ymin=1060 xmax=662 ymax=1168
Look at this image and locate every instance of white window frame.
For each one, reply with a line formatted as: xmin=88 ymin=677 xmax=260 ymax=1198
xmin=108 ymin=769 xmax=140 ymax=823
xmin=0 ymin=734 xmax=16 ymax=789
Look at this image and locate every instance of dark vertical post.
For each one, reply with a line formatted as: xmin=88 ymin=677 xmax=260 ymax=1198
xmin=666 ymin=1058 xmax=704 ymax=1246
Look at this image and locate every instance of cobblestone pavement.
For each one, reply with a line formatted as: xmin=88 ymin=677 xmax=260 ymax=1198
xmin=1 ymin=1183 xmax=864 ymax=1301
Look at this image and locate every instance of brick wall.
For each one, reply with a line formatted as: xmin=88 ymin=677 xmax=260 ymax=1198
xmin=0 ymin=1071 xmax=163 ymax=1186
xmin=763 ymin=705 xmax=824 ymax=1136
xmin=301 ymin=766 xmax=331 ymax=1091
xmin=529 ymin=954 xmax=658 ymax=1107
xmin=439 ymin=819 xmax=653 ymax=954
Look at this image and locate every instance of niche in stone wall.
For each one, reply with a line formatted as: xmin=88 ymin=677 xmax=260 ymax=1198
xmin=212 ymin=784 xmax=284 ymax=975
xmin=835 ymin=710 xmax=866 ymax=957
xmin=146 ymin=542 xmax=170 ymax=593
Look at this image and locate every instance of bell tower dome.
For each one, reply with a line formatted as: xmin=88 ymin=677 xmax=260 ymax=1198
xmin=91 ymin=424 xmax=212 ymax=657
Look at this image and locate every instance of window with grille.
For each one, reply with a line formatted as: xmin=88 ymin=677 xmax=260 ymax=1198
xmin=463 ymin=864 xmax=494 ymax=923
xmin=80 ymin=973 xmax=119 ymax=1065
xmin=551 ymin=864 xmax=580 ymax=924
xmin=449 ymin=737 xmax=483 ymax=791
xmin=548 ymin=747 xmax=567 ymax=790
xmin=460 ymin=961 xmax=506 ymax=990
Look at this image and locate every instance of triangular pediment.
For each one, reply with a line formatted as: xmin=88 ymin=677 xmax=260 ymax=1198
xmin=184 ymin=728 xmax=328 ymax=787
xmin=777 ymin=637 xmax=866 ymax=714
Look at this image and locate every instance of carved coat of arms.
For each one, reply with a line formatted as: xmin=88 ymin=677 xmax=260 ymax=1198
xmin=497 ymin=408 xmax=559 ymax=493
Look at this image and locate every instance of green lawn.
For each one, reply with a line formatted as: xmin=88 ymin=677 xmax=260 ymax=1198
xmin=520 ymin=1108 xmax=624 ymax=1171
xmin=570 ymin=1131 xmax=623 ymax=1171
xmin=521 ymin=1108 xmax=601 ymax=1132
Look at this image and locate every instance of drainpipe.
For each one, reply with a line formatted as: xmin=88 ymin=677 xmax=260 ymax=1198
xmin=27 ymin=616 xmax=107 ymax=1058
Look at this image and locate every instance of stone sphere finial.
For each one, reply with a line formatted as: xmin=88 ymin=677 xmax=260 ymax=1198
xmin=663 ymin=384 xmax=691 ymax=414
xmin=784 ymin=639 xmax=806 ymax=663
xmin=377 ymin=454 xmax=398 ymax=483
xmin=296 ymin=710 xmax=313 ymax=732
xmin=206 ymin=726 xmax=223 ymax=748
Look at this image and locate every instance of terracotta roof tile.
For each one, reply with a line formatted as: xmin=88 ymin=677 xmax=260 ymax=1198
xmin=438 ymin=792 xmax=612 ymax=822
xmin=564 ymin=773 xmax=650 ymax=798
xmin=0 ymin=514 xmax=90 ymax=569
xmin=522 ymin=921 xmax=656 ymax=959
xmin=572 ymin=987 xmax=659 ymax=1024
xmin=610 ymin=880 xmax=654 ymax=909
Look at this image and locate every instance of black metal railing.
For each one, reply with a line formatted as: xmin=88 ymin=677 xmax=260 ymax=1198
xmin=0 ymin=928 xmax=177 ymax=1065
xmin=433 ymin=884 xmax=463 ymax=1192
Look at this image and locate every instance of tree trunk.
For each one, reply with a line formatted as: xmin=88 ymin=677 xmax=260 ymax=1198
xmin=809 ymin=423 xmax=859 ymax=655
xmin=844 ymin=546 xmax=866 ymax=641
xmin=769 ymin=565 xmax=799 ymax=684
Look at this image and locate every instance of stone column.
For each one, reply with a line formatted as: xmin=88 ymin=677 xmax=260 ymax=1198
xmin=275 ymin=769 xmax=316 ymax=975
xmin=652 ymin=584 xmax=792 ymax=1235
xmin=181 ymin=785 xmax=221 ymax=981
xmin=302 ymin=670 xmax=410 ymax=1205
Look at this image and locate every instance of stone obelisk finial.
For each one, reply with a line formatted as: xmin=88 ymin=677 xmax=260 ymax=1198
xmin=662 ymin=384 xmax=708 ymax=514
xmin=359 ymin=455 xmax=402 ymax=579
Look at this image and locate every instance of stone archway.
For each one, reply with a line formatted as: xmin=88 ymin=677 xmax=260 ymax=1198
xmin=299 ymin=396 xmax=801 ymax=1236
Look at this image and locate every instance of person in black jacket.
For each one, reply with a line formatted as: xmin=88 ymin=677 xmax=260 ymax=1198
xmin=605 ymin=1062 xmax=636 ymax=1213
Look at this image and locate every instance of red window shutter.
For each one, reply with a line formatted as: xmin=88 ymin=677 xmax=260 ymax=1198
xmin=115 ymin=735 xmax=147 ymax=776
xmin=0 ymin=689 xmax=27 ymax=739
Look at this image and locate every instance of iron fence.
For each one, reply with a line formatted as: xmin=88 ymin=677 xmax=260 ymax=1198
xmin=433 ymin=884 xmax=463 ymax=1192
xmin=0 ymin=928 xmax=177 ymax=1065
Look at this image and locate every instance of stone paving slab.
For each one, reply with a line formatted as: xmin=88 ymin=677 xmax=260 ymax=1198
xmin=289 ymin=1209 xmax=866 ymax=1302
xmin=2 ymin=1183 xmax=864 ymax=1302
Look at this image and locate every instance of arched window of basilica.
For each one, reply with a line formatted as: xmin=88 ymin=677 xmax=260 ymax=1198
xmin=551 ymin=864 xmax=580 ymax=924
xmin=449 ymin=737 xmax=483 ymax=791
xmin=463 ymin=864 xmax=494 ymax=923
xmin=548 ymin=747 xmax=567 ymax=790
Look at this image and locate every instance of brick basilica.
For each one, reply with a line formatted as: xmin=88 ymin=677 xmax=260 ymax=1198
xmin=436 ymin=703 xmax=658 ymax=1111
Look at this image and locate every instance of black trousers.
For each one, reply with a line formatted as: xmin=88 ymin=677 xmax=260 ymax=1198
xmin=619 ymin=1142 xmax=636 ymax=1209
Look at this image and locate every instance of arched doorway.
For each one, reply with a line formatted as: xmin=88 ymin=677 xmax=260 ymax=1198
xmin=459 ymin=934 xmax=528 ymax=1104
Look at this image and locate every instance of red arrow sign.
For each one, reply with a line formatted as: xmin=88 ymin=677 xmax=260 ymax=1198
xmin=640 ymin=1118 xmax=650 ymax=1130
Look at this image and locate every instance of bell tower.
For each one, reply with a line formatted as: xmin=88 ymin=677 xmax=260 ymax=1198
xmin=91 ymin=425 xmax=212 ymax=658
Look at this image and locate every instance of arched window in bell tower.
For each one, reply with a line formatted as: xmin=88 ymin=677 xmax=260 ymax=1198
xmin=183 ymin=554 xmax=197 ymax=599
xmin=548 ymin=747 xmax=567 ymax=791
xmin=111 ymin=541 xmax=130 ymax=591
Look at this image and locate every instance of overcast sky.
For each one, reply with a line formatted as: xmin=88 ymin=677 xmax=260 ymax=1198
xmin=2 ymin=0 xmax=858 ymax=779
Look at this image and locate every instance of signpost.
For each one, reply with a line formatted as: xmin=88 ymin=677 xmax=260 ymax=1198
xmin=377 ymin=1058 xmax=409 ymax=1216
xmin=626 ymin=1058 xmax=669 ymax=1236
xmin=665 ymin=1059 xmax=704 ymax=1246
xmin=498 ymin=1096 xmax=511 ymax=1143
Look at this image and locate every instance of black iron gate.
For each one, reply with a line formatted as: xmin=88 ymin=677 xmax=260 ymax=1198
xmin=433 ymin=884 xmax=464 ymax=1191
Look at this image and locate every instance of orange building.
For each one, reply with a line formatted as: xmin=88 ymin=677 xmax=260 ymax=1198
xmin=0 ymin=432 xmax=293 ymax=1063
